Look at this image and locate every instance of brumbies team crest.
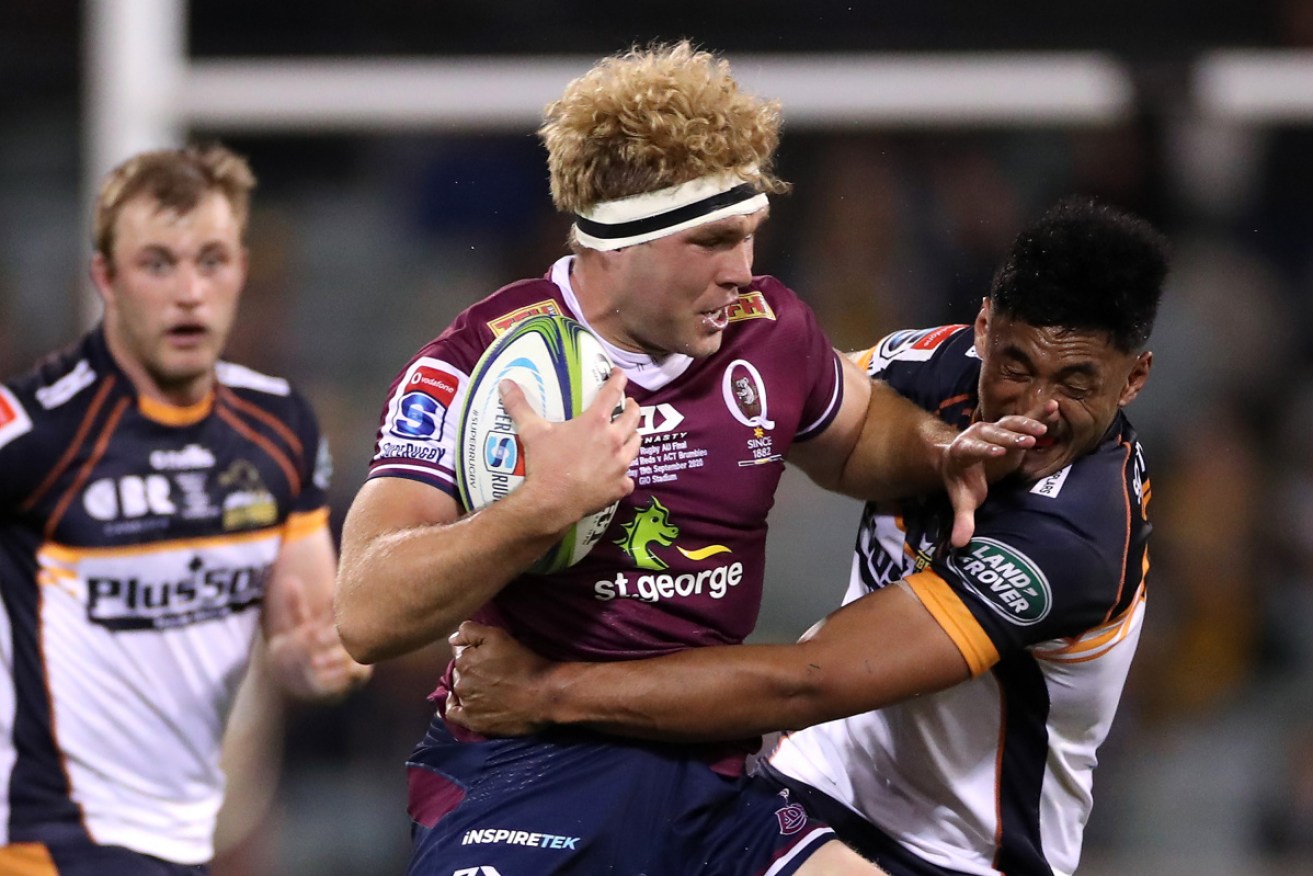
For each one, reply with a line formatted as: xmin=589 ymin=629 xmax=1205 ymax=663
xmin=219 ymin=460 xmax=278 ymax=530
xmin=722 ymin=359 xmax=781 ymax=467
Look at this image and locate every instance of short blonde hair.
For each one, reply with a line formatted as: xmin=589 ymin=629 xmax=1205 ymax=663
xmin=541 ymin=41 xmax=789 ymax=215
xmin=93 ymin=143 xmax=257 ymax=262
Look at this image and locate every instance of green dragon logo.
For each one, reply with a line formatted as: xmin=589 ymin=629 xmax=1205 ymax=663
xmin=616 ymin=497 xmax=681 ymax=570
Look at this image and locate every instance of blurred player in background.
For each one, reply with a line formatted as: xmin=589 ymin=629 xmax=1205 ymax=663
xmin=0 ymin=144 xmax=370 ymax=875
xmin=448 ymin=197 xmax=1170 ymax=876
xmin=336 ymin=41 xmax=1043 ymax=875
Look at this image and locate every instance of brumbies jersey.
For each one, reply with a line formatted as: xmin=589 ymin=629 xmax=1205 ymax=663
xmin=769 ymin=325 xmax=1150 ymax=876
xmin=0 ymin=329 xmax=330 ymax=865
xmin=370 ymin=256 xmax=842 ymax=662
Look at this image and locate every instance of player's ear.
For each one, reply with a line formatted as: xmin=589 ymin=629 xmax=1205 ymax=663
xmin=973 ymin=298 xmax=990 ymax=350
xmin=89 ymin=253 xmax=115 ymax=305
xmin=1119 ymin=351 xmax=1152 ymax=407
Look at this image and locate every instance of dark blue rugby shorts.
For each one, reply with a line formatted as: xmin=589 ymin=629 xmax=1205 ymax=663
xmin=406 ymin=714 xmax=837 ymax=876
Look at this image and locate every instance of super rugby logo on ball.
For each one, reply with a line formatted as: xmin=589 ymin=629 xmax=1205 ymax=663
xmin=457 ymin=314 xmax=619 ymax=573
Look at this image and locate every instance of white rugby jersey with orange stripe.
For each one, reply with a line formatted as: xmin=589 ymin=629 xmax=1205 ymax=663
xmin=0 ymin=328 xmax=331 ymax=866
xmin=768 ymin=325 xmax=1150 ymax=876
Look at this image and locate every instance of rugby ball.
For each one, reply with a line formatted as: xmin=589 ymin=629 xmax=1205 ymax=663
xmin=456 ymin=314 xmax=620 ymax=574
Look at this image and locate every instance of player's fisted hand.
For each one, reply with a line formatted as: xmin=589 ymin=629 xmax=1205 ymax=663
xmin=445 ymin=621 xmax=551 ymax=737
xmin=298 ymin=622 xmax=374 ymax=701
xmin=498 ymin=369 xmax=639 ymax=524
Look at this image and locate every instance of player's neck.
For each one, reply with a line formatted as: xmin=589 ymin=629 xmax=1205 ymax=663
xmin=569 ymin=254 xmax=637 ymax=353
xmin=102 ymin=328 xmax=215 ymax=409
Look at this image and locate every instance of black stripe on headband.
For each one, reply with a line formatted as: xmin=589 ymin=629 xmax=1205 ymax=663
xmin=575 ymin=182 xmax=760 ymax=240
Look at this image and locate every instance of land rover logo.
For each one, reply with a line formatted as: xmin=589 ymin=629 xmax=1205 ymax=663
xmin=950 ymin=537 xmax=1051 ymax=625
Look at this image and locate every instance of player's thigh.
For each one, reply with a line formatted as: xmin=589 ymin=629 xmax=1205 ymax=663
xmin=794 ymin=839 xmax=886 ymax=876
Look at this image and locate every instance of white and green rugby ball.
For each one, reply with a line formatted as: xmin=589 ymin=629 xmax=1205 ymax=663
xmin=456 ymin=313 xmax=619 ymax=574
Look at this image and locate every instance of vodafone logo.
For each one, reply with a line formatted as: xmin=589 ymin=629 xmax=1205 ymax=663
xmin=410 ymin=366 xmax=458 ymax=404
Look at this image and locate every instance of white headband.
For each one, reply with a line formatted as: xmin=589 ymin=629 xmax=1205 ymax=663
xmin=573 ymin=170 xmax=769 ymax=251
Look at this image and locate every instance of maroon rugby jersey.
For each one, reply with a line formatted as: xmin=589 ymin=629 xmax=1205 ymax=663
xmin=368 ymin=257 xmax=842 ymax=662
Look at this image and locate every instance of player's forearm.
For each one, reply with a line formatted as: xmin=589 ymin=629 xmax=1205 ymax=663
xmin=528 ymin=585 xmax=970 ymax=742
xmin=537 ymin=644 xmax=852 ymax=743
xmin=335 ymin=493 xmax=567 ymax=663
xmin=837 ymin=380 xmax=956 ymax=500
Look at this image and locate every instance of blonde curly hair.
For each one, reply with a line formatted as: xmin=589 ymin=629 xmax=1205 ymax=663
xmin=541 ymin=41 xmax=789 ymax=215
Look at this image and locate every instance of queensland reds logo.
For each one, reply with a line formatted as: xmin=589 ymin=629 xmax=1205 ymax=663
xmin=721 ymin=360 xmax=774 ymax=429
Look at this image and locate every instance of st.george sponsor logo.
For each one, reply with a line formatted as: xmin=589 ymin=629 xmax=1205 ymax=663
xmin=86 ymin=559 xmax=270 ymax=631
xmin=592 ymin=563 xmax=744 ymax=603
xmin=950 ymin=537 xmax=1051 ymax=625
xmin=598 ymin=497 xmax=741 ymax=602
xmin=460 ymin=828 xmax=580 ymax=850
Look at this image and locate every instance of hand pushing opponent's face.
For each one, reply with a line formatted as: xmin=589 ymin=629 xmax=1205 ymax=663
xmin=974 ymin=299 xmax=1151 ymax=482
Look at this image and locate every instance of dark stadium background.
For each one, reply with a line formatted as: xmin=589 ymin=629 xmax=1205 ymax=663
xmin=3 ymin=3 xmax=1312 ymax=873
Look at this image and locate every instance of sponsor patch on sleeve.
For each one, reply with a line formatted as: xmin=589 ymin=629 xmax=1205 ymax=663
xmin=725 ymin=290 xmax=776 ymax=323
xmin=487 ymin=300 xmax=562 ymax=337
xmin=0 ymin=385 xmax=33 ymax=449
xmin=375 ymin=358 xmax=467 ymax=470
xmin=35 ymin=359 xmax=97 ymax=409
xmin=869 ymin=325 xmax=971 ymax=376
xmin=947 ymin=537 xmax=1052 ymax=626
xmin=873 ymin=325 xmax=969 ymax=369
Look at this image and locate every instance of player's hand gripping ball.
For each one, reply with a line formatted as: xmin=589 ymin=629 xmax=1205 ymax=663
xmin=456 ymin=314 xmax=620 ymax=573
